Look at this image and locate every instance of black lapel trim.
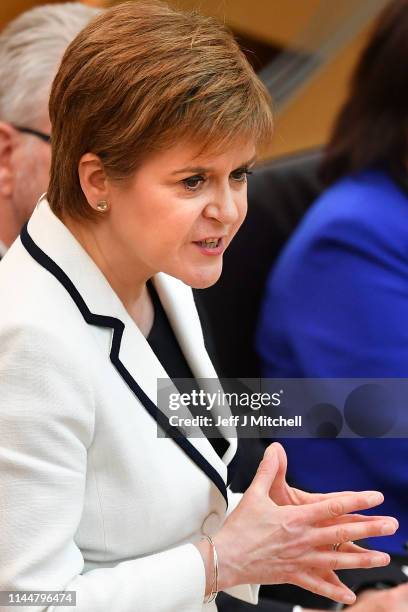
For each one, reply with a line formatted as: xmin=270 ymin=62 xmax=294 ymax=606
xmin=226 ymin=450 xmax=238 ymax=488
xmin=20 ymin=223 xmax=228 ymax=506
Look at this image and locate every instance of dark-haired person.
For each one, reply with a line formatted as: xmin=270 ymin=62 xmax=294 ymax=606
xmin=257 ymin=0 xmax=408 ymax=604
xmin=0 ymin=2 xmax=397 ymax=611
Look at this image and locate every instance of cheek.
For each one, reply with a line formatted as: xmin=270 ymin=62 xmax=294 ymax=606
xmin=240 ymin=197 xmax=248 ymax=221
xmin=235 ymin=196 xmax=248 ymax=230
xmin=13 ymin=152 xmax=49 ymax=217
xmin=110 ymin=181 xmax=202 ymax=254
xmin=43 ymin=147 xmax=52 ymax=178
xmin=113 ymin=196 xmax=191 ymax=253
xmin=153 ymin=200 xmax=202 ymax=241
xmin=39 ymin=158 xmax=51 ymax=191
xmin=31 ymin=146 xmax=52 ymax=194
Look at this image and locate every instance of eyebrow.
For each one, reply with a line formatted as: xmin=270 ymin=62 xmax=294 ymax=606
xmin=171 ymin=155 xmax=257 ymax=175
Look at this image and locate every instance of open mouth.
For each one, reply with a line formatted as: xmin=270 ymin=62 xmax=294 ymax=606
xmin=195 ymin=238 xmax=221 ymax=249
xmin=192 ymin=237 xmax=225 ymax=256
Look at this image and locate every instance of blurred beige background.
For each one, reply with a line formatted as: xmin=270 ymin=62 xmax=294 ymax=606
xmin=0 ymin=0 xmax=374 ymax=160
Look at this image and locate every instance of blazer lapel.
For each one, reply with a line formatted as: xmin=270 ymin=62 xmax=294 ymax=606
xmin=21 ymin=198 xmax=229 ymax=505
xmin=153 ymin=274 xmax=238 ymax=478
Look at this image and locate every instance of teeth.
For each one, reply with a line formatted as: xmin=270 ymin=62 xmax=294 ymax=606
xmin=198 ymin=238 xmax=219 ymax=248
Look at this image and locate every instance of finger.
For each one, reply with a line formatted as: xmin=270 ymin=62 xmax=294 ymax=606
xmin=317 ymin=541 xmax=374 ymax=554
xmin=334 ymin=513 xmax=397 ymax=523
xmin=299 ymin=550 xmax=390 ymax=571
xmin=291 ymin=488 xmax=359 ymax=503
xmin=272 ymin=442 xmax=288 ymax=471
xmin=299 ymin=491 xmax=385 ymax=524
xmin=304 ymin=569 xmax=345 ymax=589
xmin=250 ymin=444 xmax=280 ymax=497
xmin=324 ymin=570 xmax=346 ymax=589
xmin=335 ymin=541 xmax=371 ymax=554
xmin=268 ymin=442 xmax=288 ymax=490
xmin=321 ymin=514 xmax=399 ymax=528
xmin=308 ymin=516 xmax=398 ymax=548
xmin=291 ymin=570 xmax=356 ymax=605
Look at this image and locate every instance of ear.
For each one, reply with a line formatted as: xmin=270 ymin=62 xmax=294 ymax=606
xmin=78 ymin=152 xmax=109 ymax=212
xmin=0 ymin=122 xmax=17 ymax=198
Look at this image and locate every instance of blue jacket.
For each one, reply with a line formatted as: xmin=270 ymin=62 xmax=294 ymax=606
xmin=256 ymin=169 xmax=408 ymax=554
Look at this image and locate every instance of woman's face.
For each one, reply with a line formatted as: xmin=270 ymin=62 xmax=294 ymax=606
xmin=104 ymin=139 xmax=256 ymax=288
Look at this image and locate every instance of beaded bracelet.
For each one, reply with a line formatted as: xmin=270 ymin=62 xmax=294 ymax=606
xmin=201 ymin=535 xmax=219 ymax=604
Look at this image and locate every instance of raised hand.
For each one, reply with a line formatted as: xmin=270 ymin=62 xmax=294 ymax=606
xmin=210 ymin=444 xmax=398 ymax=606
xmin=268 ymin=442 xmax=358 ymax=507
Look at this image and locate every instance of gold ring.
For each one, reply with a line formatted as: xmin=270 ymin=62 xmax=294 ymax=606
xmin=332 ymin=541 xmax=354 ymax=551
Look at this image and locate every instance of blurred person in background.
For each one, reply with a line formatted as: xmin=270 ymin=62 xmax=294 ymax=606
xmin=0 ymin=2 xmax=101 ymax=258
xmin=257 ymin=0 xmax=408 ymax=605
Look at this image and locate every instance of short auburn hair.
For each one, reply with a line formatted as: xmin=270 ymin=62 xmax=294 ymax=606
xmin=48 ymin=0 xmax=273 ymax=220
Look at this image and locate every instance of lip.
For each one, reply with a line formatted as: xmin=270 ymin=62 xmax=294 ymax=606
xmin=192 ymin=237 xmax=226 ymax=256
xmin=193 ymin=235 xmax=226 ymax=242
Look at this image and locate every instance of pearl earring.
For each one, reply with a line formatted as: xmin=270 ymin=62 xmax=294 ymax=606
xmin=96 ymin=200 xmax=109 ymax=212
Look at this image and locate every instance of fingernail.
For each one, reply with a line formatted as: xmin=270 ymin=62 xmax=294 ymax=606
xmin=344 ymin=593 xmax=356 ymax=603
xmin=367 ymin=492 xmax=383 ymax=505
xmin=382 ymin=522 xmax=396 ymax=535
xmin=373 ymin=554 xmax=388 ymax=565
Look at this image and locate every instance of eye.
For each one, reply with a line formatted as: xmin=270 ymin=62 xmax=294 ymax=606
xmin=230 ymin=168 xmax=253 ymax=183
xmin=182 ymin=175 xmax=205 ymax=191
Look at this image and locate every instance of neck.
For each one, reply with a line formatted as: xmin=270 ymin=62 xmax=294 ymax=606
xmin=62 ymin=213 xmax=153 ymax=319
xmin=0 ymin=195 xmax=21 ymax=249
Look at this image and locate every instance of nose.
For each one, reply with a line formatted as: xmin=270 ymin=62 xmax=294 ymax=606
xmin=203 ymin=185 xmax=244 ymax=226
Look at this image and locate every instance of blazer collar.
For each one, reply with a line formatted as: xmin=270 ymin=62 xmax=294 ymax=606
xmin=22 ymin=197 xmax=237 ymax=505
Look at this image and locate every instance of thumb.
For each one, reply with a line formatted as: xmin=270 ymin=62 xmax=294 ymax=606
xmin=271 ymin=442 xmax=288 ymax=488
xmin=250 ymin=443 xmax=280 ymax=498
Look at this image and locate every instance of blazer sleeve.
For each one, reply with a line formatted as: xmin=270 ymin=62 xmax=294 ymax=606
xmin=0 ymin=324 xmax=206 ymax=612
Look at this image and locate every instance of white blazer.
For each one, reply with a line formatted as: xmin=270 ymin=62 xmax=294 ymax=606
xmin=0 ymin=198 xmax=259 ymax=612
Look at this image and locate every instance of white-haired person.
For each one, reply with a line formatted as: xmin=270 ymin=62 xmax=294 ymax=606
xmin=0 ymin=2 xmax=101 ymax=258
xmin=0 ymin=2 xmax=399 ymax=611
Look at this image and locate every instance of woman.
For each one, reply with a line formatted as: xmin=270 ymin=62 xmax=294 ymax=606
xmin=0 ymin=2 xmax=397 ymax=610
xmin=257 ymin=0 xmax=408 ymax=557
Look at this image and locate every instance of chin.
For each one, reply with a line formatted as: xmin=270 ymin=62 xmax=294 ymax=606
xmin=176 ymin=264 xmax=223 ymax=289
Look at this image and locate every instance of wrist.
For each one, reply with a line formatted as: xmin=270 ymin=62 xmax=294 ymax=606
xmin=194 ymin=540 xmax=213 ymax=597
xmin=213 ymin=531 xmax=240 ymax=591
